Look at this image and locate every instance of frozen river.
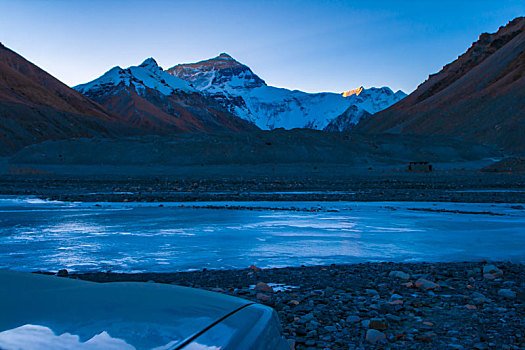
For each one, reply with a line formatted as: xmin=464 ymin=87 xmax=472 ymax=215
xmin=0 ymin=197 xmax=524 ymax=272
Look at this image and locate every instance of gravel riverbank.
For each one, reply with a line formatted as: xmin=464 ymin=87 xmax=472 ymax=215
xmin=2 ymin=171 xmax=524 ymax=203
xmin=63 ymin=262 xmax=525 ymax=349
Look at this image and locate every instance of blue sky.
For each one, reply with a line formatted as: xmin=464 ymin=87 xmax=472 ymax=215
xmin=1 ymin=0 xmax=523 ymax=93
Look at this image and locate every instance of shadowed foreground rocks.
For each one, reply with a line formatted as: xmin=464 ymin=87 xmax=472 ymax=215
xmin=66 ymin=262 xmax=525 ymax=349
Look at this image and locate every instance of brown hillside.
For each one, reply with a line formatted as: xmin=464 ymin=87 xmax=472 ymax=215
xmin=0 ymin=44 xmax=125 ymax=155
xmin=356 ymin=17 xmax=525 ymax=152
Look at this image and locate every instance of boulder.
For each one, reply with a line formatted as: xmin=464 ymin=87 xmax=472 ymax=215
xmin=389 ymin=270 xmax=410 ymax=280
xmin=366 ymin=329 xmax=386 ymax=344
xmin=254 ymin=282 xmax=273 ymax=292
xmin=483 ymin=264 xmax=503 ymax=278
xmin=415 ymin=278 xmax=440 ymax=290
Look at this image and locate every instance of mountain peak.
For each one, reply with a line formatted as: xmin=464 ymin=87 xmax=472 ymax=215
xmin=342 ymin=86 xmax=364 ymax=97
xmin=139 ymin=57 xmax=159 ymax=70
xmin=74 ymin=57 xmax=194 ymax=96
xmin=217 ymin=53 xmax=234 ymax=60
xmin=167 ymin=53 xmax=266 ymax=90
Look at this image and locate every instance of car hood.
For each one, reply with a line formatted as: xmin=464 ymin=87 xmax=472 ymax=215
xmin=0 ymin=270 xmax=252 ymax=349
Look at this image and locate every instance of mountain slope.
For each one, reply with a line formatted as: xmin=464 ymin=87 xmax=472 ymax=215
xmin=0 ymin=43 xmax=125 ymax=155
xmin=325 ymin=106 xmax=372 ymax=132
xmin=167 ymin=54 xmax=406 ymax=130
xmin=356 ymin=17 xmax=525 ymax=152
xmin=74 ymin=58 xmax=256 ymax=134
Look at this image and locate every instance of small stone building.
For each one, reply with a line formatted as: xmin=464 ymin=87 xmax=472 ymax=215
xmin=408 ymin=161 xmax=433 ymax=173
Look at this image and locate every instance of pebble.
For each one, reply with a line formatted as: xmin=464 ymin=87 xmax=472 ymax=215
xmin=416 ymin=331 xmax=437 ymax=341
xmin=345 ymin=315 xmax=360 ymax=324
xmin=385 ymin=314 xmax=402 ymax=323
xmin=448 ymin=344 xmax=465 ymax=350
xmin=390 ymin=293 xmax=403 ymax=300
xmin=473 ymin=342 xmax=488 ymax=350
xmin=497 ymin=288 xmax=517 ymax=299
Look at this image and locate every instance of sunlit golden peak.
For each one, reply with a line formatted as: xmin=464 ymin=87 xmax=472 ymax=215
xmin=342 ymin=86 xmax=364 ymax=97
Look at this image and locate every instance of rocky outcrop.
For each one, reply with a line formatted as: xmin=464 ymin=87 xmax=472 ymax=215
xmin=167 ymin=53 xmax=266 ymax=90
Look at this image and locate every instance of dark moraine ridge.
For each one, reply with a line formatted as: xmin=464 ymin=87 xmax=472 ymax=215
xmin=1 ymin=170 xmax=524 ymax=203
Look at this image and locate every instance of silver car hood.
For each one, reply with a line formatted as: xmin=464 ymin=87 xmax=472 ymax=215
xmin=0 ymin=270 xmax=253 ymax=349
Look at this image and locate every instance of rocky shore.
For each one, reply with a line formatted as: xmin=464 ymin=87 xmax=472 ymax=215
xmin=66 ymin=262 xmax=524 ymax=349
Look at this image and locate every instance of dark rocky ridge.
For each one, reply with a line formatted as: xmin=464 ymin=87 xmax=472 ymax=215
xmin=0 ymin=44 xmax=130 ymax=155
xmin=2 ymin=165 xmax=524 ymax=204
xmin=8 ymin=130 xmax=498 ymax=166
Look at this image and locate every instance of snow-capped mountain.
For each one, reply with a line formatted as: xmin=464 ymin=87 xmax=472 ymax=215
xmin=75 ymin=58 xmax=195 ymax=96
xmin=168 ymin=53 xmax=265 ymax=91
xmin=74 ymin=58 xmax=256 ymax=133
xmin=167 ymin=53 xmax=407 ymax=130
xmin=329 ymin=87 xmax=408 ymax=131
xmin=324 ymin=106 xmax=372 ymax=132
xmin=74 ymin=53 xmax=406 ymax=133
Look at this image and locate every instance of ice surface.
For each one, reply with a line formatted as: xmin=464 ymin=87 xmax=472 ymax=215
xmin=0 ymin=197 xmax=523 ymax=272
